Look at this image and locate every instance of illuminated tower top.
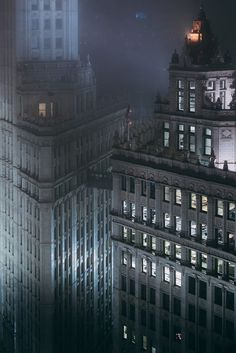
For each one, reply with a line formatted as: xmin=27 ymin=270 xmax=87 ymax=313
xmin=16 ymin=0 xmax=79 ymax=61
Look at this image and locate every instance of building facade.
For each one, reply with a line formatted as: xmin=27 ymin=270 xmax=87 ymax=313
xmin=0 ymin=1 xmax=126 ymax=353
xmin=111 ymin=8 xmax=236 ymax=353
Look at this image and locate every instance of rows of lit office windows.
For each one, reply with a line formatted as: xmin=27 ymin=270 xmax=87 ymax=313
xmin=122 ymin=325 xmax=156 ymax=352
xmin=121 ymin=229 xmax=235 ymax=280
xmin=163 ymin=121 xmax=212 ymax=155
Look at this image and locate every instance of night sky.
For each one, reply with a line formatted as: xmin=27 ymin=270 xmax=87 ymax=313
xmin=80 ymin=0 xmax=236 ymax=109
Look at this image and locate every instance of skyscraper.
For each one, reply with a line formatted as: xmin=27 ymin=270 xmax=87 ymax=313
xmin=0 ymin=1 xmax=126 ymax=352
xmin=111 ymin=7 xmax=236 ymax=353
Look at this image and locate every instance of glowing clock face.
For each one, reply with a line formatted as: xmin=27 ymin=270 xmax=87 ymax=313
xmin=221 ymin=129 xmax=232 ymax=139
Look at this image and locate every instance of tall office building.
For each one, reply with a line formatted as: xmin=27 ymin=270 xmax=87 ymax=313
xmin=111 ymin=7 xmax=236 ymax=353
xmin=0 ymin=1 xmax=126 ymax=353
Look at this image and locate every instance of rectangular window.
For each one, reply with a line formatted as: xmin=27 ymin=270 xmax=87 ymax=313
xmin=215 ymin=228 xmax=223 ymax=245
xmin=121 ymin=275 xmax=126 ymax=291
xmin=164 ymin=186 xmax=170 ymax=202
xmin=200 ymin=223 xmax=208 ymax=241
xmin=188 ymin=304 xmax=195 ymax=322
xmin=189 ymin=81 xmax=196 ymax=112
xmin=141 ymin=284 xmax=146 ymax=300
xmin=123 ymin=325 xmax=128 ymax=339
xmin=228 ymin=202 xmax=235 ymax=221
xmin=199 ymin=308 xmax=207 ymax=327
xmin=129 ymin=177 xmax=135 ymax=193
xmin=220 ymin=91 xmax=225 ymax=109
xmin=141 ymin=309 xmax=146 ymax=326
xmin=142 ymin=206 xmax=147 ymax=222
xmin=122 ymin=251 xmax=127 ymax=265
xmin=142 ymin=258 xmax=147 ymax=273
xmin=130 ymin=254 xmax=135 ymax=269
xmin=190 ymin=220 xmax=197 ymax=237
xmin=32 ymin=18 xmax=39 ymax=30
xmin=175 ymin=189 xmax=181 ymax=205
xmin=56 ymin=18 xmax=63 ymax=30
xmin=162 ymin=293 xmax=169 ymax=311
xmin=150 ymin=288 xmax=156 ymax=305
xmin=32 ymin=0 xmax=39 ymax=10
xmin=151 ymin=262 xmax=156 ymax=277
xmin=141 ymin=180 xmax=147 ymax=196
xmin=226 ymin=290 xmax=234 ymax=311
xmin=130 ymin=203 xmax=135 ymax=220
xmin=207 ymin=80 xmax=215 ymax=90
xmin=178 ymin=124 xmax=184 ymax=150
xmin=163 ymin=122 xmax=170 ymax=147
xmin=142 ymin=233 xmax=148 ymax=247
xmin=164 ymin=213 xmax=170 ymax=228
xmin=214 ymin=286 xmax=222 ymax=306
xmin=214 ymin=315 xmax=222 ymax=335
xmin=151 ymin=236 xmax=156 ymax=251
xmin=163 ymin=266 xmax=170 ymax=282
xmin=55 ymin=0 xmax=63 ymax=11
xmin=200 ymin=253 xmax=207 ymax=270
xmin=228 ymin=262 xmax=235 ymax=280
xmin=142 ymin=336 xmax=148 ymax=351
xmin=149 ymin=182 xmax=155 ymax=199
xmin=150 ymin=208 xmax=156 ymax=224
xmin=199 ymin=280 xmax=207 ymax=299
xmin=200 ymin=195 xmax=208 ymax=213
xmin=188 ymin=276 xmax=196 ymax=295
xmin=190 ymin=250 xmax=197 ymax=265
xmin=122 ymin=200 xmax=128 ymax=215
xmin=44 ymin=37 xmax=51 ymax=49
xmin=38 ymin=103 xmax=46 ymax=117
xmin=130 ymin=279 xmax=135 ymax=296
xmin=122 ymin=226 xmax=128 ymax=240
xmin=216 ymin=200 xmax=224 ymax=217
xmin=190 ymin=193 xmax=197 ymax=209
xmin=177 ymin=80 xmax=184 ymax=111
xmin=204 ymin=129 xmax=212 ymax=156
xmin=175 ymin=271 xmax=182 ymax=287
xmin=121 ymin=175 xmax=126 ymax=191
xmin=175 ymin=245 xmax=181 ymax=260
xmin=189 ymin=125 xmax=196 ymax=152
xmin=164 ymin=241 xmax=170 ymax=256
xmin=228 ymin=232 xmax=235 ymax=248
xmin=174 ymin=216 xmax=181 ymax=232
xmin=215 ymin=258 xmax=223 ymax=275
xmin=173 ymin=297 xmax=181 ymax=316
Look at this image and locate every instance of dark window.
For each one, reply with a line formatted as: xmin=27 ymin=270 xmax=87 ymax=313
xmin=149 ymin=313 xmax=155 ymax=331
xmin=121 ymin=300 xmax=126 ymax=316
xmin=188 ymin=304 xmax=195 ymax=322
xmin=130 ymin=177 xmax=135 ymax=193
xmin=121 ymin=175 xmax=126 ymax=191
xmin=162 ymin=319 xmax=169 ymax=337
xmin=188 ymin=332 xmax=195 ymax=350
xmin=199 ymin=280 xmax=207 ymax=299
xmin=226 ymin=291 xmax=234 ymax=311
xmin=162 ymin=293 xmax=169 ymax=311
xmin=150 ymin=182 xmax=155 ymax=199
xmin=188 ymin=276 xmax=196 ymax=295
xmin=121 ymin=275 xmax=126 ymax=292
xmin=173 ymin=298 xmax=181 ymax=316
xmin=199 ymin=308 xmax=207 ymax=327
xmin=150 ymin=288 xmax=156 ymax=305
xmin=199 ymin=337 xmax=206 ymax=353
xmin=226 ymin=320 xmax=234 ymax=339
xmin=214 ymin=286 xmax=222 ymax=306
xmin=129 ymin=304 xmax=135 ymax=321
xmin=141 ymin=284 xmax=146 ymax=300
xmin=141 ymin=180 xmax=147 ymax=196
xmin=130 ymin=279 xmax=135 ymax=296
xmin=214 ymin=315 xmax=222 ymax=335
xmin=141 ymin=309 xmax=146 ymax=326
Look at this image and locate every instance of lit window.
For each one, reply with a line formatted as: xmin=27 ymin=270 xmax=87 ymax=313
xmin=151 ymin=347 xmax=156 ymax=353
xmin=220 ymin=79 xmax=226 ymax=90
xmin=190 ymin=220 xmax=197 ymax=237
xmin=204 ymin=129 xmax=212 ymax=156
xmin=177 ymin=80 xmax=184 ymax=111
xmin=163 ymin=266 xmax=170 ymax=282
xmin=175 ymin=245 xmax=181 ymax=260
xmin=207 ymin=80 xmax=215 ymax=90
xmin=164 ymin=213 xmax=170 ymax=228
xmin=38 ymin=103 xmax=46 ymax=117
xmin=228 ymin=232 xmax=235 ymax=248
xmin=130 ymin=229 xmax=135 ymax=243
xmin=200 ymin=195 xmax=208 ymax=213
xmin=150 ymin=208 xmax=156 ymax=224
xmin=175 ymin=271 xmax=182 ymax=287
xmin=190 ymin=193 xmax=197 ymax=209
xmin=122 ymin=200 xmax=128 ymax=215
xmin=130 ymin=254 xmax=135 ymax=269
xmin=215 ymin=228 xmax=223 ymax=245
xmin=228 ymin=262 xmax=235 ymax=280
xmin=189 ymin=125 xmax=196 ymax=152
xmin=123 ymin=325 xmax=128 ymax=339
xmin=164 ymin=186 xmax=170 ymax=202
xmin=142 ymin=336 xmax=148 ymax=351
xmin=216 ymin=200 xmax=224 ymax=217
xmin=174 ymin=216 xmax=181 ymax=232
xmin=220 ymin=91 xmax=226 ymax=109
xmin=122 ymin=227 xmax=128 ymax=240
xmin=122 ymin=251 xmax=127 ymax=266
xmin=175 ymin=189 xmax=182 ymax=205
xmin=200 ymin=254 xmax=207 ymax=270
xmin=142 ymin=233 xmax=148 ymax=247
xmin=178 ymin=125 xmax=184 ymax=150
xmin=216 ymin=259 xmax=223 ymax=275
xmin=189 ymin=81 xmax=196 ymax=113
xmin=142 ymin=206 xmax=147 ymax=222
xmin=151 ymin=262 xmax=156 ymax=277
xmin=228 ymin=202 xmax=235 ymax=221
xmin=190 ymin=250 xmax=197 ymax=265
xmin=200 ymin=223 xmax=207 ymax=241
xmin=163 ymin=122 xmax=170 ymax=147
xmin=151 ymin=236 xmax=156 ymax=251
xmin=142 ymin=258 xmax=147 ymax=273
xmin=164 ymin=241 xmax=170 ymax=256
xmin=130 ymin=203 xmax=136 ymax=220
